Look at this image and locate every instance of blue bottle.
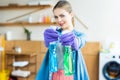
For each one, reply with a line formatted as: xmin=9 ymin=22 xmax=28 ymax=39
xmin=49 ymin=41 xmax=58 ymax=72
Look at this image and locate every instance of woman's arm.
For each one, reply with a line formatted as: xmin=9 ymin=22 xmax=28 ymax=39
xmin=74 ymin=30 xmax=86 ymax=49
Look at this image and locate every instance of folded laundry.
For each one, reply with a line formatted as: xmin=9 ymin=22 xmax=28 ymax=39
xmin=13 ymin=61 xmax=29 ymax=67
xmin=11 ymin=69 xmax=31 ymax=78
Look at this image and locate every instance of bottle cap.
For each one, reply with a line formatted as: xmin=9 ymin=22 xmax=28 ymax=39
xmin=49 ymin=26 xmax=57 ymax=30
xmin=62 ymin=30 xmax=71 ymax=34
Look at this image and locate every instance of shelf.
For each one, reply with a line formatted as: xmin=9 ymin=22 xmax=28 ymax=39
xmin=0 ymin=5 xmax=51 ymax=10
xmin=0 ymin=22 xmax=57 ymax=26
xmin=6 ymin=51 xmax=37 ymax=79
xmin=0 ymin=4 xmax=54 ymax=27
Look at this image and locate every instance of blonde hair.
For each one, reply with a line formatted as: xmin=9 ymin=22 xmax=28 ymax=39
xmin=53 ymin=0 xmax=74 ymax=26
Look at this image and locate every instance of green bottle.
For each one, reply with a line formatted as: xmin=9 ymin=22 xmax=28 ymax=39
xmin=64 ymin=46 xmax=73 ymax=76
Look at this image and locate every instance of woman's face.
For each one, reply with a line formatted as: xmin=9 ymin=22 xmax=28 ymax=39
xmin=53 ymin=8 xmax=73 ymax=30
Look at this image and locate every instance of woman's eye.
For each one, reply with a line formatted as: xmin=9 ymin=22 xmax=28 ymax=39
xmin=60 ymin=15 xmax=65 ymax=18
xmin=54 ymin=16 xmax=58 ymax=19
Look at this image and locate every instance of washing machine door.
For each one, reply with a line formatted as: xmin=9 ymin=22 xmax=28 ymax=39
xmin=103 ymin=61 xmax=120 ymax=80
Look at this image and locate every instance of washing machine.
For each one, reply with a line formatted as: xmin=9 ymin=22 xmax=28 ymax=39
xmin=99 ymin=52 xmax=120 ymax=80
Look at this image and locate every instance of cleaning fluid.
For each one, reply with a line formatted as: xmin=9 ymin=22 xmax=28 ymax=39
xmin=49 ymin=26 xmax=58 ymax=72
xmin=62 ymin=30 xmax=74 ymax=76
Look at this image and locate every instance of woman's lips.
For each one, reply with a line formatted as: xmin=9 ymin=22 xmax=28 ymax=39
xmin=60 ymin=24 xmax=63 ymax=26
xmin=59 ymin=22 xmax=65 ymax=27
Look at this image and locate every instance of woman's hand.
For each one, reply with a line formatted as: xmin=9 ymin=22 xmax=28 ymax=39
xmin=60 ymin=32 xmax=79 ymax=50
xmin=44 ymin=29 xmax=59 ymax=47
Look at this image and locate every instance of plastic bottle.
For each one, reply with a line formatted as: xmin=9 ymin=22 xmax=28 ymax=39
xmin=49 ymin=41 xmax=58 ymax=72
xmin=49 ymin=26 xmax=58 ymax=72
xmin=64 ymin=45 xmax=73 ymax=75
xmin=46 ymin=15 xmax=51 ymax=23
xmin=42 ymin=15 xmax=46 ymax=23
xmin=62 ymin=30 xmax=74 ymax=75
xmin=28 ymin=15 xmax=32 ymax=23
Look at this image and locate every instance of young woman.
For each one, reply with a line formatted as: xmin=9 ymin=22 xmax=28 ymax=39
xmin=36 ymin=1 xmax=89 ymax=80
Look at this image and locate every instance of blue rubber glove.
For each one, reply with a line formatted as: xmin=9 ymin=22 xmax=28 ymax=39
xmin=60 ymin=32 xmax=79 ymax=50
xmin=44 ymin=29 xmax=59 ymax=47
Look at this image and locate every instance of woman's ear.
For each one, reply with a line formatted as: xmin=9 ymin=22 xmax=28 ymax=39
xmin=70 ymin=11 xmax=74 ymax=18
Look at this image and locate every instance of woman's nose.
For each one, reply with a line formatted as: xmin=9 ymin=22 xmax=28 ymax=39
xmin=57 ymin=17 xmax=62 ymax=22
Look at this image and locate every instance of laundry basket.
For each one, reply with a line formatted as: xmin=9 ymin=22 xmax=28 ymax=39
xmin=0 ymin=70 xmax=10 ymax=80
xmin=0 ymin=35 xmax=10 ymax=80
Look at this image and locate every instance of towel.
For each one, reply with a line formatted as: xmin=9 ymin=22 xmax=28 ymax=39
xmin=13 ymin=61 xmax=29 ymax=67
xmin=11 ymin=69 xmax=30 ymax=78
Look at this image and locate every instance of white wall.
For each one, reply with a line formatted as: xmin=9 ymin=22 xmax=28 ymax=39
xmin=0 ymin=0 xmax=120 ymax=43
xmin=69 ymin=0 xmax=120 ymax=42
